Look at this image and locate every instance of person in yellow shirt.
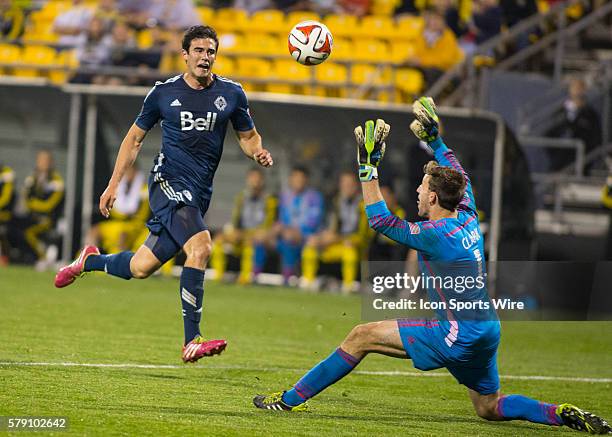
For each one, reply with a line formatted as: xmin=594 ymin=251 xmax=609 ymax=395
xmin=0 ymin=0 xmax=25 ymax=40
xmin=0 ymin=163 xmax=15 ymax=264
xmin=211 ymin=167 xmax=277 ymax=284
xmin=405 ymin=8 xmax=464 ymax=86
xmin=87 ymin=165 xmax=149 ymax=254
xmin=301 ymin=171 xmax=369 ymax=293
xmin=603 ymin=159 xmax=612 ymax=260
xmin=22 ymin=150 xmax=64 ymax=262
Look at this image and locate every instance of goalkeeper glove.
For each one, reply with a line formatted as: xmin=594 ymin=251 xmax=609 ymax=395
xmin=354 ymin=119 xmax=390 ymax=182
xmin=410 ymin=96 xmax=440 ymax=143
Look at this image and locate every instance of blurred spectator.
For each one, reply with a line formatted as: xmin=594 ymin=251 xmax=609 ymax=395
xmin=404 ymin=8 xmax=464 ymax=86
xmin=259 ymin=166 xmax=324 ymax=283
xmin=0 ymin=163 xmax=15 ymax=264
xmin=368 ymin=183 xmax=408 ymax=262
xmin=71 ymin=17 xmax=113 ymax=84
xmin=602 ymin=158 xmax=612 ymax=260
xmin=233 ymin=0 xmax=274 ymax=14
xmin=95 ymin=0 xmax=120 ymax=33
xmin=86 ymin=165 xmax=148 ymax=254
xmin=338 ymin=0 xmax=371 ymax=17
xmin=0 ymin=0 xmax=24 ymax=40
xmin=433 ymin=0 xmax=466 ymax=38
xmin=53 ymin=0 xmax=93 ymax=48
xmin=500 ymin=0 xmax=538 ymax=27
xmin=20 ymin=150 xmax=64 ymax=264
xmin=471 ymin=0 xmax=502 ymax=44
xmin=394 ymin=0 xmax=420 ymax=15
xmin=148 ymin=0 xmax=201 ymax=31
xmin=116 ymin=0 xmax=151 ymax=30
xmin=211 ymin=168 xmax=277 ymax=284
xmin=273 ymin=0 xmax=312 ymax=12
xmin=301 ymin=171 xmax=369 ymax=292
xmin=546 ymin=78 xmax=603 ymax=172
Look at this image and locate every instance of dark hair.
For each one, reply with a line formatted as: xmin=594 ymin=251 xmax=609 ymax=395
xmin=182 ymin=25 xmax=219 ymax=52
xmin=291 ymin=165 xmax=310 ymax=177
xmin=423 ymin=161 xmax=466 ymax=211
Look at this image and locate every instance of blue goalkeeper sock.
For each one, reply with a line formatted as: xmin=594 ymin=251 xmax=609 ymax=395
xmin=180 ymin=267 xmax=205 ymax=344
xmin=498 ymin=395 xmax=562 ymax=425
xmin=282 ymin=348 xmax=361 ymax=407
xmin=84 ymin=252 xmax=134 ymax=280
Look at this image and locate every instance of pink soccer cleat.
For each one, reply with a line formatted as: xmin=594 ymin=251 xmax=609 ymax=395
xmin=54 ymin=245 xmax=100 ymax=288
xmin=182 ymin=337 xmax=227 ymax=363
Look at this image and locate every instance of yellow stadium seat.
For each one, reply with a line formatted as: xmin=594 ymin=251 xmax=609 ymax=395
xmin=0 ymin=44 xmax=21 ymax=75
xmin=329 ymin=37 xmax=353 ymax=61
xmin=212 ymin=56 xmax=235 ymax=77
xmin=250 ymin=9 xmax=286 ymax=34
xmin=352 ymin=39 xmax=389 ymax=62
xmin=314 ymin=62 xmax=348 ymax=97
xmin=246 ymin=33 xmax=286 ymax=56
xmin=322 ymin=14 xmax=358 ymax=38
xmin=357 ymin=16 xmax=396 ymax=40
xmin=390 ymin=41 xmax=416 ymax=63
xmin=22 ymin=20 xmax=59 ymax=44
xmin=197 ymin=7 xmax=215 ymax=26
xmin=370 ymin=0 xmax=401 ymax=16
xmin=13 ymin=45 xmax=58 ymax=78
xmin=137 ymin=29 xmax=154 ymax=49
xmin=269 ymin=59 xmax=313 ymax=94
xmin=394 ymin=67 xmax=424 ymax=100
xmin=395 ymin=15 xmax=423 ymax=41
xmin=37 ymin=1 xmax=71 ymax=19
xmin=218 ymin=33 xmax=244 ymax=54
xmin=287 ymin=11 xmax=321 ymax=28
xmin=350 ymin=63 xmax=391 ymax=86
xmin=215 ymin=8 xmax=249 ymax=33
xmin=236 ymin=57 xmax=272 ymax=91
xmin=49 ymin=49 xmax=78 ymax=83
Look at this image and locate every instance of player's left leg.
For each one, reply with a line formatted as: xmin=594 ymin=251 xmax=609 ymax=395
xmin=253 ymin=320 xmax=407 ymax=411
xmin=467 ymin=382 xmax=611 ymax=433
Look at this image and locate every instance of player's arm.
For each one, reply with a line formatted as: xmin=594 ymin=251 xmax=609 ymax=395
xmin=99 ymin=124 xmax=148 ymax=218
xmin=410 ymin=97 xmax=477 ymax=215
xmin=236 ymin=128 xmax=273 ymax=167
xmin=355 ymin=119 xmax=437 ymax=252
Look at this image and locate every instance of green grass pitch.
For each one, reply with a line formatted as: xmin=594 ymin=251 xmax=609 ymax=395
xmin=1 ymin=266 xmax=611 ymax=436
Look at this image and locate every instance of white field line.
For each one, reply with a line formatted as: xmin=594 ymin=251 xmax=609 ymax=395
xmin=0 ymin=361 xmax=611 ymax=384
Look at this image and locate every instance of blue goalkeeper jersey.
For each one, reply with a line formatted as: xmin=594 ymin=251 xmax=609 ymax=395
xmin=366 ymin=137 xmax=497 ymax=345
xmin=135 ymin=74 xmax=255 ymax=208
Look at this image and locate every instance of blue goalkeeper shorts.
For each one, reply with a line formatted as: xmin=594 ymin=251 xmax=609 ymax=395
xmin=397 ymin=319 xmax=500 ymax=395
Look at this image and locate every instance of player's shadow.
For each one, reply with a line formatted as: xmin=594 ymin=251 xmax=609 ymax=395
xmin=141 ymin=373 xmax=184 ymax=380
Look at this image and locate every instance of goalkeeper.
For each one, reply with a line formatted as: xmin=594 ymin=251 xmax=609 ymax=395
xmin=252 ymin=98 xmax=611 ymax=434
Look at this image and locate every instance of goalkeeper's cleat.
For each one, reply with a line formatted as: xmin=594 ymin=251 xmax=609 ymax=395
xmin=181 ymin=336 xmax=227 ymax=363
xmin=54 ymin=245 xmax=100 ymax=288
xmin=253 ymin=392 xmax=309 ymax=412
xmin=556 ymin=403 xmax=612 ymax=434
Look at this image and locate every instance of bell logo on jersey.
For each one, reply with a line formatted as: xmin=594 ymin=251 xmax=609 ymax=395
xmin=180 ymin=111 xmax=217 ymax=132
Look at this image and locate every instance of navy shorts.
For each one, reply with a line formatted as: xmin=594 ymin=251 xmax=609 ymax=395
xmin=144 ymin=178 xmax=209 ymax=264
xmin=397 ymin=319 xmax=500 ymax=395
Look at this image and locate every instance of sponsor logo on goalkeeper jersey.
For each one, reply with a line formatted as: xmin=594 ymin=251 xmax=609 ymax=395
xmin=180 ymin=111 xmax=217 ymax=132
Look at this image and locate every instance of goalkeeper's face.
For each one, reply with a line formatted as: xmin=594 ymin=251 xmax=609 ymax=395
xmin=183 ymin=37 xmax=217 ymax=81
xmin=417 ymin=174 xmax=435 ymax=218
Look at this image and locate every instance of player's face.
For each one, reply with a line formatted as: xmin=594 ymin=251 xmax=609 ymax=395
xmin=289 ymin=171 xmax=307 ymax=193
xmin=417 ymin=174 xmax=434 ymax=217
xmin=246 ymin=170 xmax=264 ymax=192
xmin=183 ymin=38 xmax=217 ymax=80
xmin=339 ymin=173 xmax=358 ymax=197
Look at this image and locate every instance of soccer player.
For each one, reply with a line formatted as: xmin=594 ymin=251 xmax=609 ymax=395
xmin=22 ymin=150 xmax=65 ymax=264
xmin=252 ymin=98 xmax=611 ymax=434
xmin=301 ymin=170 xmax=369 ymax=293
xmin=210 ymin=167 xmax=277 ymax=284
xmin=55 ymin=25 xmax=273 ymax=363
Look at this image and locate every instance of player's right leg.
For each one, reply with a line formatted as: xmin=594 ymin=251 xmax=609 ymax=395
xmin=253 ymin=320 xmax=407 ymax=411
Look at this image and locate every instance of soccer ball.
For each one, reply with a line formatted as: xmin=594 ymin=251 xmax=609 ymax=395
xmin=288 ymin=20 xmax=333 ymax=66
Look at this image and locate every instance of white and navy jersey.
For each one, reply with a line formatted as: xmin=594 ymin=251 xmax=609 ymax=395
xmin=135 ymin=74 xmax=255 ymax=205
